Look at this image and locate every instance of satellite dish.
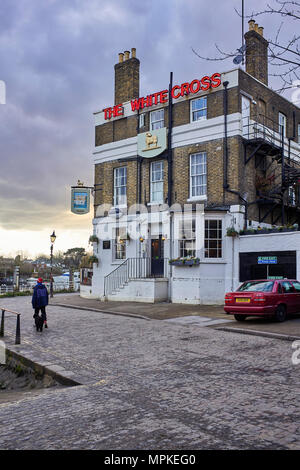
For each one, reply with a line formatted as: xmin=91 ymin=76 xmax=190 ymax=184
xmin=233 ymin=55 xmax=243 ymax=65
xmin=238 ymin=44 xmax=246 ymax=54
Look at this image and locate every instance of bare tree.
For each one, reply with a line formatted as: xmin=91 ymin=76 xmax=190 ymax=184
xmin=192 ymin=1 xmax=300 ymax=96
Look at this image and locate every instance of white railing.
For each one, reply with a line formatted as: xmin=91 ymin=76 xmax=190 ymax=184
xmin=0 ymin=281 xmax=80 ymax=295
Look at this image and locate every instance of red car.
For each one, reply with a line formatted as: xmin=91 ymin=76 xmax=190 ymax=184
xmin=224 ymin=279 xmax=300 ymax=322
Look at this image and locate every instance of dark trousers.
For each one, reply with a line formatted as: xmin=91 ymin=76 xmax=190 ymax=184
xmin=34 ymin=306 xmax=47 ymax=322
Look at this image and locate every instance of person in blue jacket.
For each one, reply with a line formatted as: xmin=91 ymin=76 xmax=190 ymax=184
xmin=32 ymin=278 xmax=49 ymax=331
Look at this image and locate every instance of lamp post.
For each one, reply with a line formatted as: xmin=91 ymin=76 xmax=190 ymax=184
xmin=50 ymin=230 xmax=56 ymax=298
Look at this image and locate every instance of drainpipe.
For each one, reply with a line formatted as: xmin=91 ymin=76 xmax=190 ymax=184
xmin=167 ymin=72 xmax=173 ymax=302
xmin=223 ymin=80 xmax=248 ymax=229
xmin=168 ymin=210 xmax=174 ymax=303
xmin=168 ymin=72 xmax=173 ymax=206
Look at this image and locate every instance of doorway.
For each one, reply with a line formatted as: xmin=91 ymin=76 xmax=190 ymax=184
xmin=151 ymin=236 xmax=164 ymax=276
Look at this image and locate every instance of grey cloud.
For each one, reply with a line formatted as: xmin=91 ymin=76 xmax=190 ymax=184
xmin=0 ymin=0 xmax=295 ymax=240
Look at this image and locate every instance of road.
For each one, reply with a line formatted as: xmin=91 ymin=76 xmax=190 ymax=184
xmin=0 ymin=295 xmax=299 ymax=450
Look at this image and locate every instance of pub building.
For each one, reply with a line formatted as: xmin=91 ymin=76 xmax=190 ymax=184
xmin=82 ymin=21 xmax=300 ymax=304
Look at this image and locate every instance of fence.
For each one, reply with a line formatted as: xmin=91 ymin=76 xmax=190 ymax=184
xmin=0 ymin=281 xmax=80 ymax=295
xmin=0 ymin=308 xmax=21 ymax=344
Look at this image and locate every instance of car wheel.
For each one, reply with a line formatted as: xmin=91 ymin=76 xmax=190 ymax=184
xmin=275 ymin=304 xmax=287 ymax=322
xmin=234 ymin=314 xmax=247 ymax=322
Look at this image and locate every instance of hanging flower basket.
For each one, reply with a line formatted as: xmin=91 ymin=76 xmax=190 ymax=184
xmin=88 ymin=255 xmax=99 ymax=265
xmin=226 ymin=227 xmax=239 ymax=238
xmin=89 ymin=235 xmax=99 ymax=244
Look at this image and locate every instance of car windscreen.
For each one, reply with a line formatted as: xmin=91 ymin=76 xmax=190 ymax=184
xmin=237 ymin=281 xmax=274 ymax=292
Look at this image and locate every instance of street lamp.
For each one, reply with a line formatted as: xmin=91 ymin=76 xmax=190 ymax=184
xmin=50 ymin=230 xmax=56 ymax=298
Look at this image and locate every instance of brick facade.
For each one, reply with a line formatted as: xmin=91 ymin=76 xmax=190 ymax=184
xmin=93 ymin=41 xmax=300 ymax=227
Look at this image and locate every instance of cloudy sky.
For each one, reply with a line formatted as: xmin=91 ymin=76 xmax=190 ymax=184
xmin=0 ymin=0 xmax=298 ymax=258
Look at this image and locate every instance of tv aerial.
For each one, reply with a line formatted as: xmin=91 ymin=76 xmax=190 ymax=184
xmin=233 ymin=45 xmax=246 ymax=65
xmin=233 ymin=0 xmax=246 ymax=65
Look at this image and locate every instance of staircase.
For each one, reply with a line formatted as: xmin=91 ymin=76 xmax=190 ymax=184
xmin=104 ymin=257 xmax=168 ymax=298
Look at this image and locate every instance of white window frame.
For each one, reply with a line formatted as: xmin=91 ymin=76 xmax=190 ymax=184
xmin=279 ymin=112 xmax=287 ymax=138
xmin=298 ymin=123 xmax=300 ymax=145
xmin=288 ymin=186 xmax=296 ymax=206
xmin=139 ymin=113 xmax=145 ymax=128
xmin=114 ymin=227 xmax=127 ymax=260
xmin=150 ymin=109 xmax=164 ymax=130
xmin=150 ymin=161 xmax=164 ymax=203
xmin=189 ymin=152 xmax=207 ymax=200
xmin=178 ymin=217 xmax=196 ymax=258
xmin=204 ymin=219 xmax=223 ymax=259
xmin=191 ymin=97 xmax=207 ymax=122
xmin=113 ymin=167 xmax=127 ymax=207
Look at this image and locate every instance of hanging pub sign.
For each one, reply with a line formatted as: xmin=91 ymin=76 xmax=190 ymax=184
xmin=71 ymin=180 xmax=91 ymax=215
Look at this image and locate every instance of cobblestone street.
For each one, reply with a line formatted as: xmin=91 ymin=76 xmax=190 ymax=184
xmin=0 ymin=295 xmax=299 ymax=450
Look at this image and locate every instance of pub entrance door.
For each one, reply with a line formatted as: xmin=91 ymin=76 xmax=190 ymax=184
xmin=151 ymin=236 xmax=164 ymax=276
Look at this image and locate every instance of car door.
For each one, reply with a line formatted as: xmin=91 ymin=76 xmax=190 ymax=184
xmin=281 ymin=281 xmax=296 ymax=313
xmin=291 ymin=281 xmax=300 ymax=314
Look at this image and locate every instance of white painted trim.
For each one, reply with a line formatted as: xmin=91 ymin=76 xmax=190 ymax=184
xmin=93 ymin=113 xmax=242 ymax=164
xmin=171 ymin=113 xmax=242 ymax=149
xmin=187 ymin=196 xmax=207 ymax=202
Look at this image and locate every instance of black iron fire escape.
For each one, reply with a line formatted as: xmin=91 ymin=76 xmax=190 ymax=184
xmin=243 ymin=113 xmax=300 ymax=225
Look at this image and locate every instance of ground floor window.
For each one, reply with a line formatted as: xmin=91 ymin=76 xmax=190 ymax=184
xmin=80 ymin=268 xmax=93 ymax=286
xmin=178 ymin=218 xmax=196 ymax=257
xmin=114 ymin=227 xmax=127 ymax=260
xmin=205 ymin=219 xmax=222 ymax=258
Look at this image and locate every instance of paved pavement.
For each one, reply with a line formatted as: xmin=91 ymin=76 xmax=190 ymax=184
xmin=50 ymin=294 xmax=228 ymax=320
xmin=51 ymin=293 xmax=300 ymax=338
xmin=0 ymin=295 xmax=299 ymax=450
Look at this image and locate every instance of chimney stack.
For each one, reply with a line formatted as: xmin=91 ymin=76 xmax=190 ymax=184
xmin=245 ymin=20 xmax=269 ymax=85
xmin=114 ymin=48 xmax=140 ymax=105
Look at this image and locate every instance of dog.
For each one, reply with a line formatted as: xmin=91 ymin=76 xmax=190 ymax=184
xmin=33 ymin=314 xmax=44 ymax=332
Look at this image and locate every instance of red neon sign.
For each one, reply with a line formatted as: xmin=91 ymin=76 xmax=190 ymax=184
xmin=103 ymin=73 xmax=221 ymax=120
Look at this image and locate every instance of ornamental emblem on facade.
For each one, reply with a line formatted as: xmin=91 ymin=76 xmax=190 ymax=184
xmin=137 ymin=127 xmax=167 ymax=158
xmin=144 ymin=132 xmax=160 ymax=151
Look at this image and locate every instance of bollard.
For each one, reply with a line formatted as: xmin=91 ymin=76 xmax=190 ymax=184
xmin=15 ymin=314 xmax=21 ymax=345
xmin=0 ymin=309 xmax=4 ymax=337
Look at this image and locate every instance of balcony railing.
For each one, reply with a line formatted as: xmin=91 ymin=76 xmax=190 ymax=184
xmin=242 ymin=113 xmax=283 ymax=149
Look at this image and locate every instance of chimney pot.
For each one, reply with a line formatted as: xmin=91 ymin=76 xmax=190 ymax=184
xmin=131 ymin=47 xmax=136 ymax=59
xmin=245 ymin=22 xmax=269 ymax=86
xmin=248 ymin=19 xmax=255 ymax=30
xmin=118 ymin=53 xmax=124 ymax=63
xmin=124 ymin=50 xmax=130 ymax=60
